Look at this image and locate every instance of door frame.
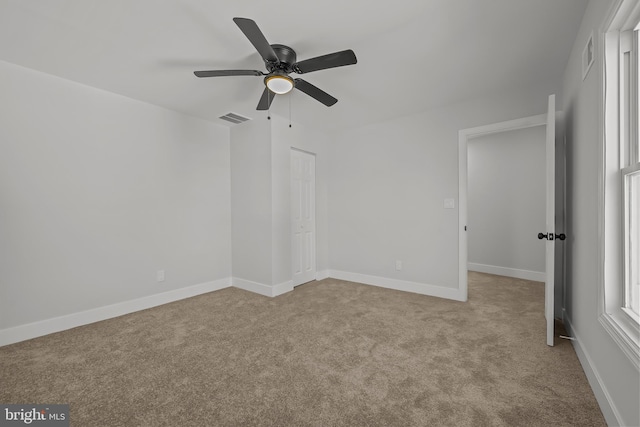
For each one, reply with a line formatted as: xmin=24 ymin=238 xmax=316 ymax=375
xmin=458 ymin=113 xmax=547 ymax=301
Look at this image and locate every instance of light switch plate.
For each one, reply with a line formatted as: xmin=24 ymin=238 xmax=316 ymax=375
xmin=444 ymin=198 xmax=455 ymax=209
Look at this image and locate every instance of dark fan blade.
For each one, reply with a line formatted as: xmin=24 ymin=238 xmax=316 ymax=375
xmin=293 ymin=50 xmax=357 ymax=74
xmin=233 ymin=17 xmax=279 ymax=64
xmin=194 ymin=70 xmax=263 ymax=78
xmin=257 ymin=88 xmax=276 ymax=110
xmin=294 ymin=79 xmax=337 ymax=107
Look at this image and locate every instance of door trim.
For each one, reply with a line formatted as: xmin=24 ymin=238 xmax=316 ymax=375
xmin=458 ymin=113 xmax=547 ymax=301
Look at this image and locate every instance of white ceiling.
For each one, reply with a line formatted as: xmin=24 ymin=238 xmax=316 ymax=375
xmin=0 ymin=0 xmax=588 ymax=132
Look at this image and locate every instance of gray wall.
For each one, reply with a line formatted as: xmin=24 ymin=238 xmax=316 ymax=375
xmin=467 ymin=126 xmax=546 ymax=279
xmin=0 ymin=60 xmax=232 ymax=329
xmin=230 ymin=119 xmax=273 ymax=286
xmin=328 ymin=82 xmax=557 ymax=291
xmin=562 ymin=0 xmax=640 ymax=426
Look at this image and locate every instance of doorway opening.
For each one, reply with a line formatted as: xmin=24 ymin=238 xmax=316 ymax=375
xmin=467 ymin=125 xmax=546 ymax=282
xmin=458 ymin=113 xmax=547 ymax=299
xmin=459 ymin=96 xmax=560 ymax=347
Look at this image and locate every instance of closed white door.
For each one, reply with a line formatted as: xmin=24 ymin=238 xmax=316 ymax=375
xmin=291 ymin=149 xmax=316 ymax=286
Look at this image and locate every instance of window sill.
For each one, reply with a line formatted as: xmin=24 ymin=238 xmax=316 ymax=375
xmin=599 ymin=310 xmax=640 ymax=370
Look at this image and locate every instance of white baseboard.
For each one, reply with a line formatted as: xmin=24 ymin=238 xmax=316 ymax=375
xmin=563 ymin=312 xmax=622 ymax=427
xmin=316 ymin=270 xmax=330 ymax=281
xmin=0 ymin=278 xmax=232 ymax=347
xmin=232 ymin=277 xmax=273 ymax=296
xmin=272 ymin=280 xmax=294 ymax=297
xmin=327 ymin=270 xmax=465 ymax=302
xmin=232 ymin=277 xmax=293 ymax=298
xmin=0 ymin=270 xmax=463 ymax=346
xmin=468 ymin=262 xmax=545 ymax=282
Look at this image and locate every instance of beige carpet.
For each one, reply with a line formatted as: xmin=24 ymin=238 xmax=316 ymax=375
xmin=0 ymin=272 xmax=605 ymax=426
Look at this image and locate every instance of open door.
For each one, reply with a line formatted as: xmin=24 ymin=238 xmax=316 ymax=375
xmin=543 ymin=94 xmax=556 ymax=347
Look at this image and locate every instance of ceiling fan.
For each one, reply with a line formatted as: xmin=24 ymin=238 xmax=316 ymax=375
xmin=194 ymin=17 xmax=357 ymax=111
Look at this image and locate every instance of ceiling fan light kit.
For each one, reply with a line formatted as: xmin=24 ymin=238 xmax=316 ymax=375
xmin=265 ymin=73 xmax=294 ymax=94
xmin=194 ymin=17 xmax=357 ymax=112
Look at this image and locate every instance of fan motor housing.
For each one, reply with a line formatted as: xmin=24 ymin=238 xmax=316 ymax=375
xmin=268 ymin=44 xmax=297 ymax=73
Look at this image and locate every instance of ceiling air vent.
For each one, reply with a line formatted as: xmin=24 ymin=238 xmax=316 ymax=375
xmin=219 ymin=112 xmax=251 ymax=125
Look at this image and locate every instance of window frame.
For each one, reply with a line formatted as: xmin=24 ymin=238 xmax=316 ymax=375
xmin=622 ymin=28 xmax=640 ymax=320
xmin=599 ymin=0 xmax=640 ymax=370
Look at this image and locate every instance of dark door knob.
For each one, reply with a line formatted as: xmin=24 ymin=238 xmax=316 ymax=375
xmin=538 ymin=232 xmax=566 ymax=241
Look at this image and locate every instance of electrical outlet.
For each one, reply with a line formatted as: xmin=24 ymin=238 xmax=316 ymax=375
xmin=395 ymin=260 xmax=402 ymax=271
xmin=157 ymin=270 xmax=165 ymax=282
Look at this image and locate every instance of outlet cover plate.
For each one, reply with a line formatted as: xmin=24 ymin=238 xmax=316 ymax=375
xmin=444 ymin=198 xmax=455 ymax=209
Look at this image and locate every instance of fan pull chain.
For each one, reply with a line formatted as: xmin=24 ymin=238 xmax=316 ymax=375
xmin=267 ymin=90 xmax=271 ymax=120
xmin=289 ymin=93 xmax=292 ymax=128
